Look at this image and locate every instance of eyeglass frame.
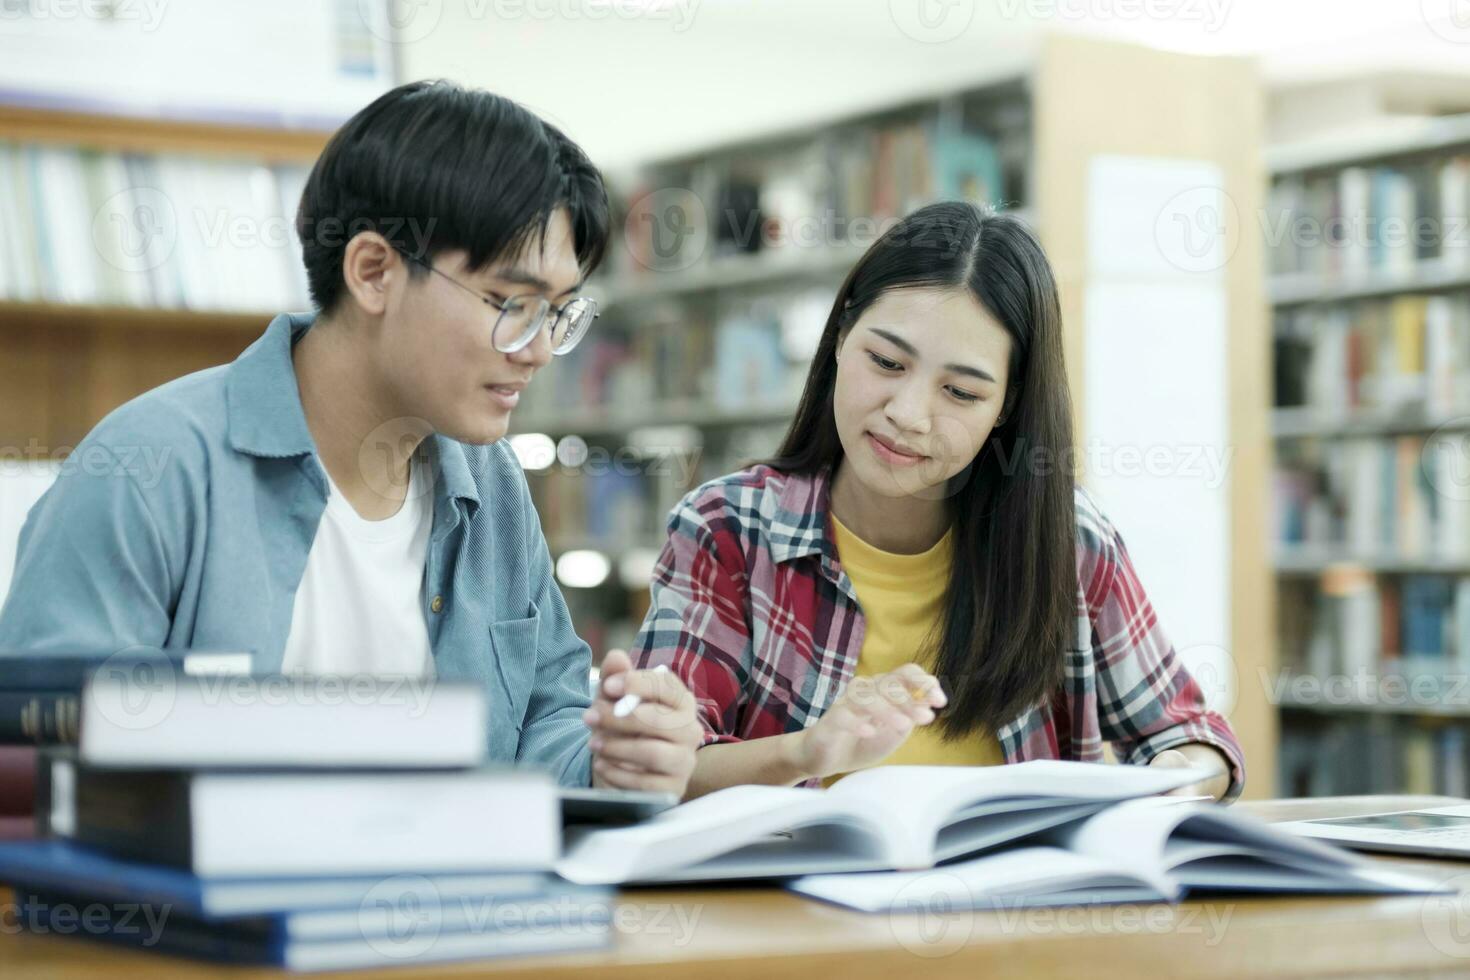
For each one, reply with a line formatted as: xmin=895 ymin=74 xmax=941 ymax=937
xmin=394 ymin=247 xmax=598 ymax=356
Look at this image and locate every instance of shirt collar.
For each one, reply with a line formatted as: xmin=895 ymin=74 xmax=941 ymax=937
xmin=769 ymin=467 xmax=838 ymax=566
xmin=225 ymin=312 xmax=481 ymax=517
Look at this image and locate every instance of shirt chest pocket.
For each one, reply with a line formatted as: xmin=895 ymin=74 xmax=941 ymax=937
xmin=487 ymin=608 xmax=540 ymax=756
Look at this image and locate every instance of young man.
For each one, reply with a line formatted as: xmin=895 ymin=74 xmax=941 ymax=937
xmin=0 ymin=80 xmax=700 ymax=794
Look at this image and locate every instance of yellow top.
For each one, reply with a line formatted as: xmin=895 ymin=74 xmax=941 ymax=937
xmin=824 ymin=513 xmax=1005 ymax=786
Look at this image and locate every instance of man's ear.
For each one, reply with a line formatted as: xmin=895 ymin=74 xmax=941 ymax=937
xmin=340 ymin=231 xmax=400 ymax=316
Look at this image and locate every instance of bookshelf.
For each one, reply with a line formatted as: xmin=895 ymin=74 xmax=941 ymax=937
xmin=0 ymin=103 xmax=329 ymax=451
xmin=511 ymin=35 xmax=1275 ymax=797
xmin=1268 ymin=99 xmax=1470 ymax=799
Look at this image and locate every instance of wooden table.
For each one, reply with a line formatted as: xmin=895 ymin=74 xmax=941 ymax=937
xmin=5 ymin=796 xmax=1470 ymax=978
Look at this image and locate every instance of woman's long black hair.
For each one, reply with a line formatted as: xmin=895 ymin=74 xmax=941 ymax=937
xmin=767 ymin=201 xmax=1076 ymax=740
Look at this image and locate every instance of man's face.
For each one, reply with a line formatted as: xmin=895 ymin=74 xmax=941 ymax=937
xmin=378 ymin=208 xmax=583 ymax=446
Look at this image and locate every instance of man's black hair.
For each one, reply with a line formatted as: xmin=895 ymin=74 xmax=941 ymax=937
xmin=296 ymin=79 xmax=610 ymax=313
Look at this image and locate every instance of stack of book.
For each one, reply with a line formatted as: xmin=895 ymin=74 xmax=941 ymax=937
xmin=0 ymin=661 xmax=611 ymax=971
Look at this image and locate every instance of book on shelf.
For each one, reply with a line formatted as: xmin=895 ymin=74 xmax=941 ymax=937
xmin=1274 ymin=293 xmax=1470 ymax=418
xmin=1273 ymin=435 xmax=1470 ymax=562
xmin=1269 ymin=153 xmax=1470 ymax=279
xmin=0 ymin=141 xmax=311 ymax=313
xmin=555 ymin=761 xmax=1210 ymax=886
xmin=787 ymin=797 xmax=1445 ymax=913
xmin=517 ymin=288 xmax=825 ymax=428
xmin=614 ymin=107 xmax=1024 ymax=285
xmin=1278 ymin=573 xmax=1470 ymax=682
xmin=1280 ymin=720 xmax=1470 ymax=798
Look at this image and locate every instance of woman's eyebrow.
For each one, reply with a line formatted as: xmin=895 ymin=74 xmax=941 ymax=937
xmin=870 ymin=327 xmax=997 ymax=384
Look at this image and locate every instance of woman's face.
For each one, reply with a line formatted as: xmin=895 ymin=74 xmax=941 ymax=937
xmin=833 ymin=286 xmax=1013 ymax=500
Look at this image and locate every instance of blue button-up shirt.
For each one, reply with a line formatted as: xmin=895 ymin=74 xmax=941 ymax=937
xmin=0 ymin=312 xmax=592 ymax=785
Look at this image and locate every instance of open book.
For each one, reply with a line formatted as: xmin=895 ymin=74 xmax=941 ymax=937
xmin=555 ymin=761 xmax=1213 ymax=885
xmin=788 ymin=797 xmax=1450 ymax=911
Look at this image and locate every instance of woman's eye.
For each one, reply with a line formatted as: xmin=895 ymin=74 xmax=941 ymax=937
xmin=868 ymin=352 xmax=902 ymax=372
xmin=947 ymin=387 xmax=980 ymax=403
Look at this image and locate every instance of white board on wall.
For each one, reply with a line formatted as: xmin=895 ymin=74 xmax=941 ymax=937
xmin=1083 ymin=155 xmax=1235 ymax=715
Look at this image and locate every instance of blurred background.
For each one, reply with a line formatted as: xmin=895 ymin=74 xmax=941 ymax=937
xmin=3 ymin=0 xmax=1470 ymax=801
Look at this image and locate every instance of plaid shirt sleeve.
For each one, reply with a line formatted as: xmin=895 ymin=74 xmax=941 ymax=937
xmin=630 ymin=490 xmax=752 ymax=747
xmin=1082 ymin=501 xmax=1247 ymax=802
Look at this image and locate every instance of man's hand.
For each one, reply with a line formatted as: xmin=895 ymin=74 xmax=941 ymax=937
xmin=787 ymin=663 xmax=946 ymax=780
xmin=583 ymin=651 xmax=701 ymax=796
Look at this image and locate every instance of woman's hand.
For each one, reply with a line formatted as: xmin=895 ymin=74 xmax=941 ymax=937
xmin=1148 ymin=743 xmax=1233 ymax=801
xmin=787 ymin=663 xmax=947 ymax=780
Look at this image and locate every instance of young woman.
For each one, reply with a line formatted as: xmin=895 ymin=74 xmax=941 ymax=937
xmin=603 ymin=201 xmax=1243 ymax=802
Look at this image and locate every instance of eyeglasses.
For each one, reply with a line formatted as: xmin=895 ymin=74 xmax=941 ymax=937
xmin=398 ymin=250 xmax=598 ymax=355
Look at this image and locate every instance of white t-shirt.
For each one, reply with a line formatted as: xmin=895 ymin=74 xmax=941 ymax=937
xmin=280 ymin=457 xmax=435 ymax=678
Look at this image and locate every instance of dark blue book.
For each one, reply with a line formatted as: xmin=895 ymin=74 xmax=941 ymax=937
xmin=14 ymin=881 xmax=612 ymax=972
xmin=0 ymin=839 xmax=555 ymax=917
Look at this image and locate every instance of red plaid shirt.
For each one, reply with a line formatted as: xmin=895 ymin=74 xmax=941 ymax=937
xmin=630 ymin=465 xmax=1245 ymax=801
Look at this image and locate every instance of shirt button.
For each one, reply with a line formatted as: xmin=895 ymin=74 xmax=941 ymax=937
xmin=430 ymin=595 xmax=445 ymax=614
